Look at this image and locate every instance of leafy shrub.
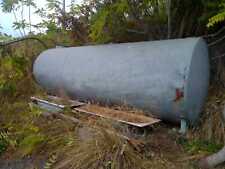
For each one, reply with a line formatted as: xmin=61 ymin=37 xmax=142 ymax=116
xmin=18 ymin=134 xmax=45 ymax=156
xmin=0 ymin=132 xmax=9 ymax=155
xmin=0 ymin=55 xmax=27 ymax=97
xmin=181 ymin=139 xmax=223 ymax=154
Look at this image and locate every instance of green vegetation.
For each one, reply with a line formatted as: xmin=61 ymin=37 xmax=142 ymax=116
xmin=207 ymin=0 xmax=225 ymax=27
xmin=180 ymin=139 xmax=223 ymax=154
xmin=0 ymin=132 xmax=10 ymax=155
xmin=0 ymin=33 xmax=13 ymax=42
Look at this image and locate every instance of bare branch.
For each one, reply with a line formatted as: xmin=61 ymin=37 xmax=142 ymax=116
xmin=211 ymin=53 xmax=225 ymax=60
xmin=126 ymin=29 xmax=146 ymax=35
xmin=0 ymin=36 xmax=48 ymax=49
xmin=203 ymin=27 xmax=225 ymax=39
xmin=208 ymin=34 xmax=225 ymax=47
xmin=166 ymin=0 xmax=172 ymax=39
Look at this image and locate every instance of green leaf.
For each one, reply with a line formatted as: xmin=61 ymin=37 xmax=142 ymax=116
xmin=19 ymin=134 xmax=45 ymax=156
xmin=207 ymin=10 xmax=225 ymax=27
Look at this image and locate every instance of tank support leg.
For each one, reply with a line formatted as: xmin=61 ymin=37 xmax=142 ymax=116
xmin=179 ymin=118 xmax=188 ymax=135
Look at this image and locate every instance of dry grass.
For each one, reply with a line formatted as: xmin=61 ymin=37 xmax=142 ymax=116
xmin=54 ymin=130 xmax=148 ymax=169
xmin=190 ymin=86 xmax=225 ymax=144
xmin=55 ymin=133 xmax=133 ymax=168
xmin=51 ymin=120 xmax=194 ymax=169
xmin=51 ymin=119 xmax=147 ymax=169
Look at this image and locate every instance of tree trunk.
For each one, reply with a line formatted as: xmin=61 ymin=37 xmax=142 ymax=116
xmin=62 ymin=0 xmax=66 ymax=13
xmin=166 ymin=0 xmax=171 ymax=39
xmin=21 ymin=1 xmax=26 ymax=36
xmin=29 ymin=4 xmax=32 ymax=34
xmin=12 ymin=9 xmax=23 ymax=36
xmin=61 ymin=0 xmax=66 ymax=29
xmin=223 ymin=107 xmax=225 ymax=121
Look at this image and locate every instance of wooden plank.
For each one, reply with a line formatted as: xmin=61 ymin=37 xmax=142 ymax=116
xmin=74 ymin=105 xmax=161 ymax=128
xmin=31 ymin=96 xmax=161 ymax=128
xmin=47 ymin=95 xmax=86 ymax=108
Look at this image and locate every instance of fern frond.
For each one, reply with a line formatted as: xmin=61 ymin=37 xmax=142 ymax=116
xmin=207 ymin=10 xmax=225 ymax=27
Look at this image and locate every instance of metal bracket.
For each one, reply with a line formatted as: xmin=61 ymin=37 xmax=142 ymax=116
xmin=179 ymin=118 xmax=188 ymax=135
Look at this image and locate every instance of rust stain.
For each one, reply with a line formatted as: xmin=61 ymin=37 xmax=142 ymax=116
xmin=174 ymin=88 xmax=184 ymax=102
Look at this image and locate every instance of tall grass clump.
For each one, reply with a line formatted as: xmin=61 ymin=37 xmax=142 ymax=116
xmin=190 ymin=86 xmax=225 ymax=145
xmin=54 ymin=127 xmax=150 ymax=169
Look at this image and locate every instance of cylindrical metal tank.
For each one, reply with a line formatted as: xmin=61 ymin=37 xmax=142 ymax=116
xmin=33 ymin=37 xmax=209 ymax=124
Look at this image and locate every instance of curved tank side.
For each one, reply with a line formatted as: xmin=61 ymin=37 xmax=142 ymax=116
xmin=184 ymin=38 xmax=209 ymax=124
xmin=33 ymin=38 xmax=209 ymax=124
